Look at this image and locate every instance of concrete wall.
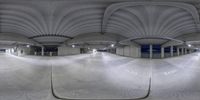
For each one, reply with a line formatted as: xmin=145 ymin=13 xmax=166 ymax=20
xmin=124 ymin=46 xmax=130 ymax=57
xmin=17 ymin=47 xmax=30 ymax=56
xmin=116 ymin=48 xmax=124 ymax=56
xmin=130 ymin=45 xmax=141 ymax=58
xmin=6 ymin=47 xmax=31 ymax=56
xmin=116 ymin=44 xmax=140 ymax=58
xmin=58 ymin=46 xmax=80 ymax=56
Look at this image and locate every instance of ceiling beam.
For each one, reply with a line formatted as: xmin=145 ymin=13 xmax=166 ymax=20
xmin=102 ymin=2 xmax=200 ymax=33
xmin=29 ymin=34 xmax=73 ymax=39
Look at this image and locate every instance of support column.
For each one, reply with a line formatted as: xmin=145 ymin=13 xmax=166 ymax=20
xmin=189 ymin=49 xmax=192 ymax=54
xmin=15 ymin=45 xmax=19 ymax=56
xmin=34 ymin=52 xmax=37 ymax=55
xmin=50 ymin=52 xmax=52 ymax=56
xmin=41 ymin=47 xmax=44 ymax=56
xmin=170 ymin=46 xmax=173 ymax=57
xmin=184 ymin=48 xmax=187 ymax=54
xmin=161 ymin=47 xmax=164 ymax=58
xmin=16 ymin=47 xmax=19 ymax=56
xmin=150 ymin=45 xmax=153 ymax=59
xmin=177 ymin=48 xmax=180 ymax=56
xmin=181 ymin=48 xmax=184 ymax=55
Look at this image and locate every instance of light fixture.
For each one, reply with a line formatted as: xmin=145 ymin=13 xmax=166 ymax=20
xmin=92 ymin=49 xmax=97 ymax=53
xmin=26 ymin=45 xmax=30 ymax=48
xmin=188 ymin=44 xmax=192 ymax=47
xmin=11 ymin=48 xmax=14 ymax=53
xmin=72 ymin=44 xmax=75 ymax=48
xmin=111 ymin=44 xmax=115 ymax=48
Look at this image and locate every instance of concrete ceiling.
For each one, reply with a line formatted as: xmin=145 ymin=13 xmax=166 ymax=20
xmin=0 ymin=0 xmax=200 ymax=47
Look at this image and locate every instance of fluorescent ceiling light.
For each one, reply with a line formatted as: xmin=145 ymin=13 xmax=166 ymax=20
xmin=188 ymin=44 xmax=192 ymax=47
xmin=111 ymin=44 xmax=115 ymax=47
xmin=72 ymin=45 xmax=75 ymax=48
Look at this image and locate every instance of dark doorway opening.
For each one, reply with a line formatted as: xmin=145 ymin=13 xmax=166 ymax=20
xmin=0 ymin=49 xmax=6 ymax=53
xmin=152 ymin=45 xmax=161 ymax=59
xmin=44 ymin=46 xmax=58 ymax=56
xmin=141 ymin=45 xmax=150 ymax=58
xmin=164 ymin=47 xmax=170 ymax=58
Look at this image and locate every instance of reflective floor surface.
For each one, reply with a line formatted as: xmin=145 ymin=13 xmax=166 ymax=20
xmin=0 ymin=52 xmax=200 ymax=100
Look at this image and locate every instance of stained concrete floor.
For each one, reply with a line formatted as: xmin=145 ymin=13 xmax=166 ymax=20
xmin=0 ymin=52 xmax=200 ymax=100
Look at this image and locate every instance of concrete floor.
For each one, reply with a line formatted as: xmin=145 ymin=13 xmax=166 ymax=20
xmin=0 ymin=53 xmax=52 ymax=100
xmin=0 ymin=52 xmax=200 ymax=100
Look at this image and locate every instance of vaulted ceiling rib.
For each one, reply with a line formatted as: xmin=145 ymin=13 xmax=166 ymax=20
xmin=0 ymin=1 xmax=200 ymax=46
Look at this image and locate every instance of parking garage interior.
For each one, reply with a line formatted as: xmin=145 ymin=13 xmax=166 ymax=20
xmin=1 ymin=0 xmax=200 ymax=100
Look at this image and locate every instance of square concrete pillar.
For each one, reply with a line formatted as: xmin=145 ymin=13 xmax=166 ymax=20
xmin=184 ymin=48 xmax=187 ymax=54
xmin=161 ymin=47 xmax=164 ymax=58
xmin=150 ymin=45 xmax=153 ymax=59
xmin=41 ymin=47 xmax=44 ymax=56
xmin=170 ymin=46 xmax=173 ymax=57
xmin=50 ymin=52 xmax=52 ymax=56
xmin=181 ymin=48 xmax=184 ymax=55
xmin=177 ymin=48 xmax=180 ymax=56
xmin=34 ymin=52 xmax=37 ymax=55
xmin=189 ymin=49 xmax=192 ymax=54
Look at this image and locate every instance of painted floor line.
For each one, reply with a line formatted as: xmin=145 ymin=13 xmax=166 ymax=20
xmin=50 ymin=65 xmax=152 ymax=100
